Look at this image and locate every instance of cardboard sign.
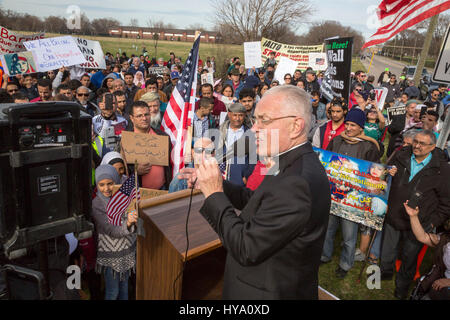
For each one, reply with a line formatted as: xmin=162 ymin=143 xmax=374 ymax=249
xmin=373 ymin=87 xmax=388 ymax=111
xmin=244 ymin=41 xmax=262 ymax=68
xmin=23 ymin=36 xmax=87 ymax=72
xmin=0 ymin=26 xmax=45 ymax=54
xmin=314 ymin=147 xmax=392 ymax=231
xmin=261 ymin=37 xmax=323 ymax=71
xmin=308 ymin=52 xmax=328 ymax=71
xmin=121 ymin=131 xmax=169 ymax=166
xmin=0 ymin=51 xmax=38 ymax=75
xmin=274 ymin=56 xmax=298 ymax=84
xmin=73 ymin=37 xmax=106 ymax=69
xmin=148 ymin=66 xmax=170 ymax=76
xmin=201 ymin=72 xmax=214 ymax=85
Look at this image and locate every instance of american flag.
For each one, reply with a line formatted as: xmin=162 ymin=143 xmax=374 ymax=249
xmin=106 ymin=174 xmax=140 ymax=226
xmin=362 ymin=0 xmax=450 ymax=49
xmin=161 ymin=35 xmax=201 ymax=177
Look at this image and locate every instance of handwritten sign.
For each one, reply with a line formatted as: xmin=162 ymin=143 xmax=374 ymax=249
xmin=274 ymin=56 xmax=298 ymax=84
xmin=0 ymin=51 xmax=38 ymax=75
xmin=73 ymin=37 xmax=105 ymax=69
xmin=23 ymin=36 xmax=87 ymax=72
xmin=0 ymin=26 xmax=45 ymax=54
xmin=374 ymin=87 xmax=388 ymax=111
xmin=201 ymin=72 xmax=214 ymax=85
xmin=121 ymin=131 xmax=169 ymax=166
xmin=244 ymin=41 xmax=262 ymax=69
xmin=148 ymin=66 xmax=170 ymax=76
xmin=313 ymin=147 xmax=392 ymax=231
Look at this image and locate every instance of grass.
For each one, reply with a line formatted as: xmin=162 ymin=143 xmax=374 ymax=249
xmin=318 ymin=227 xmax=435 ymax=300
xmin=352 ymin=56 xmax=367 ymax=73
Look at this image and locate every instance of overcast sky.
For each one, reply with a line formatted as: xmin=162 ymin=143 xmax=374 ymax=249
xmin=0 ymin=0 xmax=381 ymax=39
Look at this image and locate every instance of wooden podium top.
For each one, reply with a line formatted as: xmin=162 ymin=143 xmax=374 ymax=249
xmin=140 ymin=189 xmax=221 ymax=260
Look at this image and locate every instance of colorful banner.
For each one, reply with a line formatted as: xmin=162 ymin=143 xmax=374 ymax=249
xmin=23 ymin=36 xmax=86 ymax=72
xmin=73 ymin=37 xmax=106 ymax=69
xmin=320 ymin=37 xmax=353 ymax=102
xmin=0 ymin=26 xmax=45 ymax=54
xmin=0 ymin=51 xmax=37 ymax=75
xmin=313 ymin=147 xmax=392 ymax=231
xmin=260 ymin=37 xmax=323 ymax=71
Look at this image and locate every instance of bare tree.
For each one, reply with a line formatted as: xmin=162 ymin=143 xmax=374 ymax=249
xmin=130 ymin=18 xmax=139 ymax=27
xmin=298 ymin=20 xmax=365 ymax=52
xmin=91 ymin=18 xmax=121 ymax=36
xmin=146 ymin=19 xmax=177 ymax=57
xmin=211 ymin=0 xmax=313 ymax=43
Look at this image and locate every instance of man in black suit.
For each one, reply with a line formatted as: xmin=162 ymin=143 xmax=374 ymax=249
xmin=181 ymin=85 xmax=331 ymax=299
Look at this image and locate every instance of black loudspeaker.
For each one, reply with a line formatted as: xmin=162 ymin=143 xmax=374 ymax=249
xmin=0 ymin=102 xmax=93 ymax=257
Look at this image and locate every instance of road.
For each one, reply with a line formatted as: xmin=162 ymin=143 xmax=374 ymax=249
xmin=360 ymin=54 xmax=434 ymax=85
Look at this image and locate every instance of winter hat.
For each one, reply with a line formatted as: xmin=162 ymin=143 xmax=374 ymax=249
xmin=95 ymin=164 xmax=120 ymax=185
xmin=345 ymin=108 xmax=366 ymax=129
xmin=101 ymin=151 xmax=124 ymax=166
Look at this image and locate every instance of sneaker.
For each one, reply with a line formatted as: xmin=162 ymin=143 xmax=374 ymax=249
xmin=354 ymin=251 xmax=366 ymax=262
xmin=335 ymin=266 xmax=348 ymax=279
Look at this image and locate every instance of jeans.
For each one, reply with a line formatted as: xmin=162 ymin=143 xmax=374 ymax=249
xmin=380 ymin=223 xmax=424 ymax=296
xmin=321 ymin=214 xmax=359 ymax=271
xmin=104 ymin=267 xmax=129 ymax=300
xmin=369 ymin=230 xmax=383 ymax=259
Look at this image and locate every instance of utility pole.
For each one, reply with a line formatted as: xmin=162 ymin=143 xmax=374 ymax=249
xmin=413 ymin=14 xmax=439 ymax=85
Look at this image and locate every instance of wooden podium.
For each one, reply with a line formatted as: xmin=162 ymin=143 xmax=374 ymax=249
xmin=136 ymin=189 xmax=226 ymax=300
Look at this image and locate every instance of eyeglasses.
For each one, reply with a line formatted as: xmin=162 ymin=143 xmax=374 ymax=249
xmin=254 ymin=115 xmax=298 ymax=126
xmin=412 ymin=139 xmax=434 ymax=147
xmin=77 ymin=93 xmax=89 ymax=97
xmin=7 ymin=89 xmax=19 ymax=93
xmin=284 ymin=77 xmax=291 ymax=80
xmin=194 ymin=147 xmax=215 ymax=154
xmin=133 ymin=113 xmax=150 ymax=119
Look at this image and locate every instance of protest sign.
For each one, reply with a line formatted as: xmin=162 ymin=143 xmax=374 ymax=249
xmin=373 ymin=87 xmax=388 ymax=111
xmin=0 ymin=26 xmax=45 ymax=54
xmin=320 ymin=37 xmax=353 ymax=102
xmin=73 ymin=37 xmax=106 ymax=69
xmin=274 ymin=56 xmax=298 ymax=84
xmin=148 ymin=66 xmax=170 ymax=76
xmin=386 ymin=105 xmax=406 ymax=125
xmin=244 ymin=41 xmax=262 ymax=69
xmin=313 ymin=147 xmax=392 ymax=231
xmin=0 ymin=51 xmax=37 ymax=75
xmin=23 ymin=36 xmax=86 ymax=72
xmin=261 ymin=37 xmax=323 ymax=71
xmin=121 ymin=131 xmax=169 ymax=166
xmin=308 ymin=52 xmax=328 ymax=71
xmin=201 ymin=72 xmax=214 ymax=85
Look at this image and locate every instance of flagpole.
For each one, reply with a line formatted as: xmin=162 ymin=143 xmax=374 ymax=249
xmin=183 ymin=30 xmax=201 ymax=165
xmin=367 ymin=50 xmax=375 ymax=74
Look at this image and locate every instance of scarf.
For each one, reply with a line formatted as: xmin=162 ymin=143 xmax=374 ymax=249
xmin=93 ymin=190 xmax=136 ymax=280
xmin=340 ymin=132 xmax=380 ymax=151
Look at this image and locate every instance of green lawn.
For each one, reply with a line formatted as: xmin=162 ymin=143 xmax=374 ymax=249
xmin=318 ymin=227 xmax=434 ymax=300
xmin=352 ymin=57 xmax=367 ymax=73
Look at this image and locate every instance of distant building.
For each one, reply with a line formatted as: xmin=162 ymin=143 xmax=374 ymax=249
xmin=108 ymin=26 xmax=221 ymax=43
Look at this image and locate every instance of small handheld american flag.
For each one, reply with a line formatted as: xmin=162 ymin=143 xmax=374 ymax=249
xmin=106 ymin=174 xmax=141 ymax=226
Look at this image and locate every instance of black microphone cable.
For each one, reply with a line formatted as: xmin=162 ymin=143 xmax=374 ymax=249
xmin=172 ymin=177 xmax=197 ymax=300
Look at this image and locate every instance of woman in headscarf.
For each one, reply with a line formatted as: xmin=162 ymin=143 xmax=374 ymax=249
xmin=100 ymin=151 xmax=128 ymax=184
xmin=133 ymin=71 xmax=145 ymax=89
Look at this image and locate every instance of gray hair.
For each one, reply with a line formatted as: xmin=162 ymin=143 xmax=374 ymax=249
xmin=76 ymin=86 xmax=91 ymax=93
xmin=416 ymin=129 xmax=437 ymax=145
xmin=113 ymin=78 xmax=125 ymax=85
xmin=403 ymin=129 xmax=419 ymax=140
xmin=263 ymin=85 xmax=312 ymax=134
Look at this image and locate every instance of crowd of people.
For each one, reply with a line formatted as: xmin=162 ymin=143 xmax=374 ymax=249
xmin=0 ymin=46 xmax=449 ymax=301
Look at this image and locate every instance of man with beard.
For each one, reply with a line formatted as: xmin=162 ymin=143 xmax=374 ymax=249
xmin=30 ymin=78 xmax=53 ymax=102
xmin=76 ymin=86 xmax=100 ymax=117
xmin=140 ymin=92 xmax=163 ymax=130
xmin=312 ymin=98 xmax=348 ymax=149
